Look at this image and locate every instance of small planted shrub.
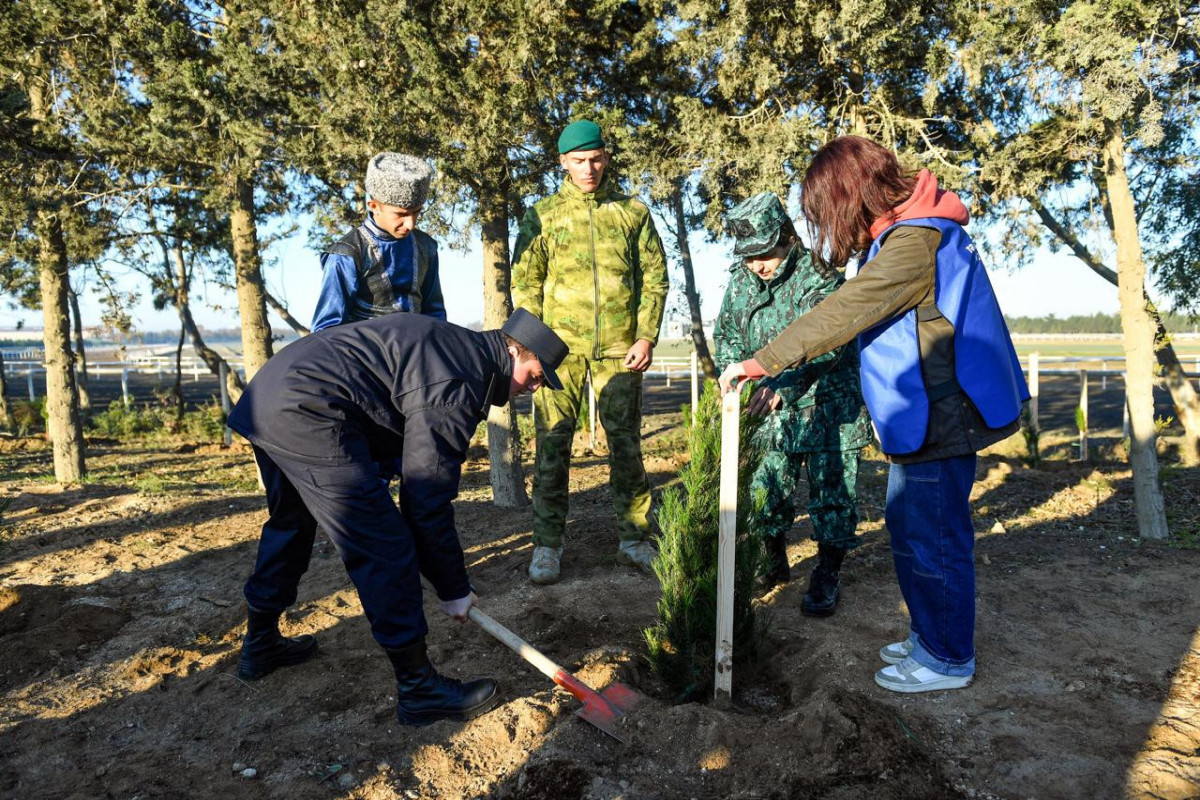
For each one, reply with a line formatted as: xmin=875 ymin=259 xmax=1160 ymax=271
xmin=1021 ymin=406 xmax=1041 ymax=468
xmin=644 ymin=381 xmax=767 ymax=701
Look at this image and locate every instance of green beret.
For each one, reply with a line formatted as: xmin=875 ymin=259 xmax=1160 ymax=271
xmin=557 ymin=120 xmax=606 ymax=154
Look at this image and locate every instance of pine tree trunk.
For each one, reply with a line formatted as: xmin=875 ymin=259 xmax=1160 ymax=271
xmin=0 ymin=351 xmax=12 ymax=429
xmin=1151 ymin=309 xmax=1200 ymax=465
xmin=670 ymin=185 xmax=717 ymax=379
xmin=171 ymin=324 xmax=185 ymax=427
xmin=170 ymin=241 xmax=244 ymax=403
xmin=68 ymin=285 xmax=91 ymax=413
xmin=228 ymin=174 xmax=274 ymax=380
xmin=479 ymin=178 xmax=527 ymax=508
xmin=36 ymin=210 xmax=86 ymax=482
xmin=1032 ymin=197 xmax=1200 ymax=464
xmin=1102 ymin=122 xmax=1168 ymax=540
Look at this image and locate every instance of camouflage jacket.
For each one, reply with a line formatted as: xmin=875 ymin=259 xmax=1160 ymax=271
xmin=511 ymin=174 xmax=669 ymax=359
xmin=715 ymin=245 xmax=873 ymax=453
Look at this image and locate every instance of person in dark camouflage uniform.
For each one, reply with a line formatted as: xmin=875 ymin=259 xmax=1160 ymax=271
xmin=714 ymin=193 xmax=872 ymax=616
xmin=512 ymin=120 xmax=669 ymax=585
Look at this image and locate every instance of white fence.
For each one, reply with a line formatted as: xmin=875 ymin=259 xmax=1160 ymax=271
xmin=5 ymin=351 xmax=1192 ymax=461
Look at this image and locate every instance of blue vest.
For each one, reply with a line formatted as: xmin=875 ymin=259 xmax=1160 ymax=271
xmin=858 ymin=218 xmax=1029 ymax=455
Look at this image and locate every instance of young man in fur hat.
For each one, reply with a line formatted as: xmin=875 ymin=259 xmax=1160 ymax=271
xmin=311 ymin=152 xmax=445 ymax=331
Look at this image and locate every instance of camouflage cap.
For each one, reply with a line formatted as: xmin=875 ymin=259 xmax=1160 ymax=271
xmin=726 ymin=193 xmax=790 ymax=258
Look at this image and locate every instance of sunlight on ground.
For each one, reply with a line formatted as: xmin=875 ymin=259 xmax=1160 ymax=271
xmin=1125 ymin=627 xmax=1200 ymax=798
xmin=0 ymin=586 xmax=361 ymax=730
xmin=698 ymin=744 xmax=732 ymax=770
xmin=974 ymin=473 xmax=1120 ymax=539
xmin=464 ymin=532 xmax=532 ymax=570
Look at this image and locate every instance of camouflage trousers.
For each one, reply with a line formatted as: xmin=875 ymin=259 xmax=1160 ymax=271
xmin=531 ymin=354 xmax=651 ymax=547
xmin=753 ymin=448 xmax=862 ymax=550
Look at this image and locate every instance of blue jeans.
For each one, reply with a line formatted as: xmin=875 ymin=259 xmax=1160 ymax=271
xmin=885 ymin=454 xmax=977 ymax=677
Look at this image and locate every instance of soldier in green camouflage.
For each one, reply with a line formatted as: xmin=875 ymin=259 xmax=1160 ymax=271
xmin=512 ymin=120 xmax=669 ymax=585
xmin=714 ymin=193 xmax=873 ymax=616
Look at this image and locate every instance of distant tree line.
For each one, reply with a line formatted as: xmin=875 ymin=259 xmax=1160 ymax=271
xmin=1004 ymin=312 xmax=1200 ymax=335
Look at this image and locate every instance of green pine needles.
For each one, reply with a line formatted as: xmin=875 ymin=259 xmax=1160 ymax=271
xmin=644 ymin=381 xmax=767 ymax=701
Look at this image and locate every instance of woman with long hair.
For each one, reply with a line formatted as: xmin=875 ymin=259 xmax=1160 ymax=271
xmin=719 ymin=136 xmax=1029 ymax=693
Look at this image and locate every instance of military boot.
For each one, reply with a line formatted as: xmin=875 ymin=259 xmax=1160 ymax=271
xmin=387 ymin=639 xmax=499 ymax=725
xmin=236 ymin=606 xmax=319 ymax=680
xmin=761 ymin=535 xmax=790 ymax=589
xmin=801 ymin=545 xmax=846 ymax=617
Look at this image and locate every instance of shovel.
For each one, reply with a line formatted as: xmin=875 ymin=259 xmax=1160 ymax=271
xmin=422 ymin=578 xmax=641 ymax=741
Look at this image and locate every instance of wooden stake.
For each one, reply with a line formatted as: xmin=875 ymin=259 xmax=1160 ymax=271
xmin=714 ymin=391 xmax=739 ymax=699
xmin=690 ymin=350 xmax=699 ymax=428
xmin=1079 ymin=369 xmax=1089 ymax=462
xmin=1028 ymin=352 xmax=1040 ymax=432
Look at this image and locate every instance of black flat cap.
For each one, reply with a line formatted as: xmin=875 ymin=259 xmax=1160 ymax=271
xmin=502 ymin=308 xmax=569 ymax=390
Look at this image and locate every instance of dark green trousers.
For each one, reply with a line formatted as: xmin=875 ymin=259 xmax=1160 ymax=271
xmin=753 ymin=449 xmax=862 ymax=549
xmin=531 ymin=355 xmax=651 ymax=547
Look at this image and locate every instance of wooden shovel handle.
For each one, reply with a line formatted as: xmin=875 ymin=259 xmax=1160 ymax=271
xmin=420 ymin=576 xmax=562 ymax=681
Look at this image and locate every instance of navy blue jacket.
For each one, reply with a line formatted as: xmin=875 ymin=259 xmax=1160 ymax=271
xmin=229 ymin=315 xmax=511 ymax=598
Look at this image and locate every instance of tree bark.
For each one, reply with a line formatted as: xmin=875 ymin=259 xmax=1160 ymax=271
xmin=264 ymin=289 xmax=310 ymax=337
xmin=1102 ymin=122 xmax=1168 ymax=540
xmin=228 ymin=174 xmax=274 ymax=379
xmin=1032 ymin=200 xmax=1200 ymax=465
xmin=479 ymin=175 xmax=527 ymax=508
xmin=68 ymin=285 xmax=91 ymax=413
xmin=170 ymin=323 xmax=185 ymax=427
xmin=170 ymin=241 xmax=244 ymax=403
xmin=0 ymin=351 xmax=11 ymax=429
xmin=670 ymin=184 xmax=717 ymax=379
xmin=36 ymin=210 xmax=86 ymax=482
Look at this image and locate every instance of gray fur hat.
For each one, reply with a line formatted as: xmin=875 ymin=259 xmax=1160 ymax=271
xmin=365 ymin=152 xmax=432 ymax=209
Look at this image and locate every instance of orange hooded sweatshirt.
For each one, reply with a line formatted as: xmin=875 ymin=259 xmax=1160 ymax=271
xmin=735 ymin=169 xmax=969 ymax=383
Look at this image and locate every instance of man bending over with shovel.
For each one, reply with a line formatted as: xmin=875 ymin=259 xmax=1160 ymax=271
xmin=227 ymin=309 xmax=567 ymax=725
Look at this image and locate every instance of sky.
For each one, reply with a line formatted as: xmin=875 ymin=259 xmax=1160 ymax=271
xmin=1 ymin=213 xmax=1127 ymax=337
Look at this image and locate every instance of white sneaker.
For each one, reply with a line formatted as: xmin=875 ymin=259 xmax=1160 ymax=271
xmin=528 ymin=546 xmax=563 ymax=585
xmin=615 ymin=540 xmax=657 ymax=576
xmin=874 ymin=657 xmax=973 ymax=693
xmin=879 ymin=638 xmax=914 ymax=665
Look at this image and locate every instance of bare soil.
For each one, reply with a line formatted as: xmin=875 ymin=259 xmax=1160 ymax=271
xmin=1 ymin=419 xmax=1198 ymax=800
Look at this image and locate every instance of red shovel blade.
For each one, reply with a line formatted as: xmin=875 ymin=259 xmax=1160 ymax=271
xmin=553 ymin=669 xmax=642 ymax=743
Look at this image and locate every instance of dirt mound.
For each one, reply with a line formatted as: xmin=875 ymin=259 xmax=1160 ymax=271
xmin=0 ymin=584 xmax=131 ymax=693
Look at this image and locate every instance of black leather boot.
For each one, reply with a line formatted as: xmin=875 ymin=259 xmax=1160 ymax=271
xmin=761 ymin=535 xmax=790 ymax=589
xmin=802 ymin=545 xmax=846 ymax=617
xmin=236 ymin=606 xmax=319 ymax=680
xmin=387 ymin=639 xmax=499 ymax=726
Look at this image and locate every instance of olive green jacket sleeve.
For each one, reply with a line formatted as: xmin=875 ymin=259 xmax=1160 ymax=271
xmin=635 ymin=212 xmax=669 ymax=344
xmin=754 ymin=226 xmax=940 ymax=376
xmin=510 ymin=206 xmax=549 ymax=318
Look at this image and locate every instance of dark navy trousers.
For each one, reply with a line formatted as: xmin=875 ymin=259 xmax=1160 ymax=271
xmin=244 ymin=445 xmax=428 ymax=649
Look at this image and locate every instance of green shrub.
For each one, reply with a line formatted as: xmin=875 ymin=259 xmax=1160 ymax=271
xmin=644 ymin=382 xmax=767 ymax=701
xmin=179 ymin=400 xmax=227 ymax=441
xmin=9 ymin=400 xmax=44 ymax=436
xmin=89 ymin=398 xmax=163 ymax=437
xmin=1021 ymin=407 xmax=1041 ymax=468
